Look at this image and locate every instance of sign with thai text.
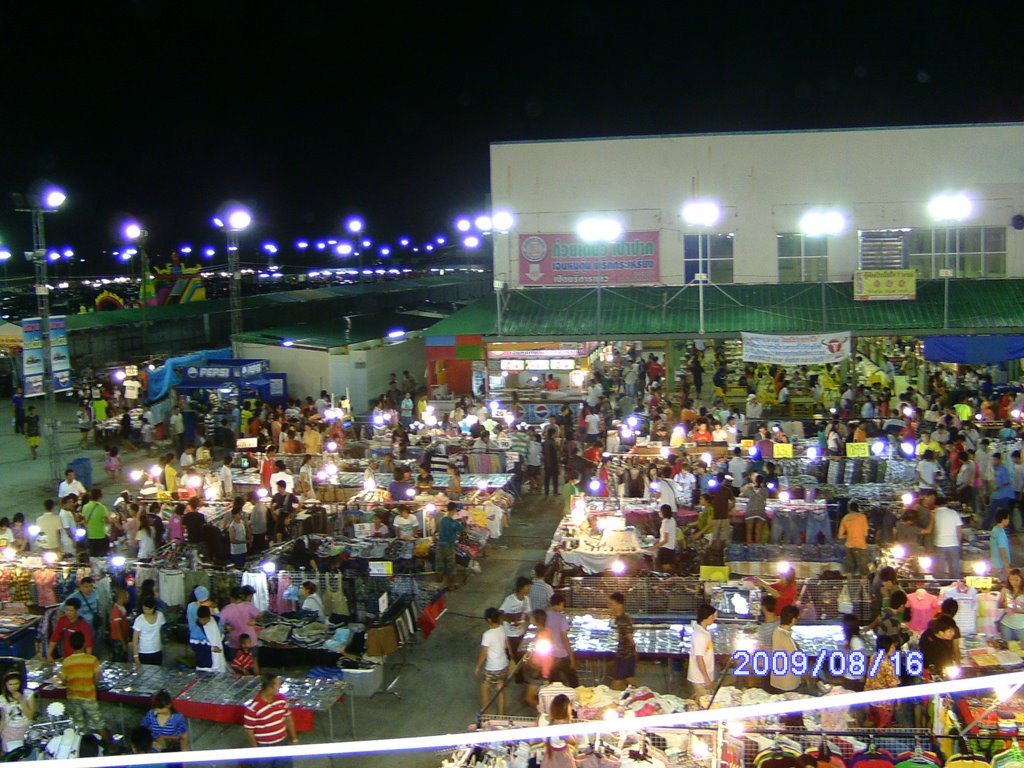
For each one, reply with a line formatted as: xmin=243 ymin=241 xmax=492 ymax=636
xmin=741 ymin=332 xmax=852 ymax=365
xmin=854 ymin=269 xmax=916 ymax=301
xmin=517 ymin=232 xmax=660 ymax=286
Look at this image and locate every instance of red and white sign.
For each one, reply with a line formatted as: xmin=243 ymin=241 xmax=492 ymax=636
xmin=517 ymin=232 xmax=660 ymax=287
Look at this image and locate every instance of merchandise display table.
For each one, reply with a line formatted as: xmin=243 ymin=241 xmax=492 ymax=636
xmin=0 ymin=614 xmax=41 ymax=659
xmin=173 ymin=672 xmax=354 ymax=738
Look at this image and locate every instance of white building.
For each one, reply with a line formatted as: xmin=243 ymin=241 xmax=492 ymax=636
xmin=489 ymin=123 xmax=1024 ymax=289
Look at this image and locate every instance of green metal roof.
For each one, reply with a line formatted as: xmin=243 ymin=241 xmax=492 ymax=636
xmin=63 ymin=277 xmax=472 ymax=332
xmin=231 ymin=314 xmax=438 ymax=350
xmin=427 ymin=279 xmax=1024 ymax=340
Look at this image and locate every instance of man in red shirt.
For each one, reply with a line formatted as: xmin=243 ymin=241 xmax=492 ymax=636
xmin=260 ymin=446 xmax=278 ymax=491
xmin=646 ymin=356 xmax=664 ymax=384
xmin=47 ymin=597 xmax=95 ymax=660
xmin=243 ymin=673 xmax=298 ymax=756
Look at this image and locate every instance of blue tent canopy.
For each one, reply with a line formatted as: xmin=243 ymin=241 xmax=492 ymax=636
xmin=923 ymin=336 xmax=1024 ymax=365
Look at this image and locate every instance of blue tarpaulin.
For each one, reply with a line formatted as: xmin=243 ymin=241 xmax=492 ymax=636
xmin=923 ymin=336 xmax=1024 ymax=364
xmin=146 ymin=347 xmax=232 ymax=402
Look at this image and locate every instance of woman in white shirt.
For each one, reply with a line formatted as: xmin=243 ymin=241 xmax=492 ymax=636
xmin=136 ymin=511 xmax=156 ymax=560
xmin=300 ymin=581 xmax=326 ymax=620
xmin=651 ymin=505 xmax=677 ymax=573
xmin=132 ymin=597 xmax=166 ymax=666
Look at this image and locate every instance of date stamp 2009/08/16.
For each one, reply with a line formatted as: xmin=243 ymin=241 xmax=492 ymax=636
xmin=731 ymin=650 xmax=924 ymax=678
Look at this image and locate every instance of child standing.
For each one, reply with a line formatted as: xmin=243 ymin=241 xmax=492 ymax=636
xmin=104 ymin=447 xmax=122 ymax=481
xmin=474 ymin=607 xmax=511 ymax=716
xmin=231 ymin=634 xmax=260 ymax=676
xmin=109 ymin=588 xmax=130 ymax=663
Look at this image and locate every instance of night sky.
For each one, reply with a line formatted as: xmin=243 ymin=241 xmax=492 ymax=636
xmin=0 ymin=1 xmax=1020 ymax=271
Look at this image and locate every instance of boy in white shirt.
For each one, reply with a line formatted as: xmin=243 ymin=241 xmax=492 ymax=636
xmin=475 ymin=608 xmax=510 ymax=715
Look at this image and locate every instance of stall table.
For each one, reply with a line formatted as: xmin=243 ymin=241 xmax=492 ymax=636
xmin=0 ymin=615 xmax=40 ymax=659
xmin=173 ymin=671 xmax=354 ymax=739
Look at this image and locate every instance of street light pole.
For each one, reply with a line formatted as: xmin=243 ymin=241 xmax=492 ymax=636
xmin=928 ymin=192 xmax=973 ymax=333
xmin=227 ymin=228 xmax=242 ymax=337
xmin=16 ymin=188 xmax=66 ymax=483
xmin=124 ymin=223 xmax=150 ymax=355
xmin=682 ymin=200 xmax=723 ymax=338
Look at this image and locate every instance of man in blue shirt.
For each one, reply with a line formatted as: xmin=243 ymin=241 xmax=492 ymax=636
xmin=435 ymin=503 xmax=464 ymax=591
xmin=992 ymin=510 xmax=1012 ymax=582
xmin=987 ymin=453 xmax=1016 ymax=530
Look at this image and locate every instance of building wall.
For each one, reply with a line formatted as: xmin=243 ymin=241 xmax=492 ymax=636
xmin=345 ymin=339 xmax=427 ymax=413
xmin=233 ymin=343 xmax=330 ymax=401
xmin=490 ymin=124 xmax=1024 ymax=288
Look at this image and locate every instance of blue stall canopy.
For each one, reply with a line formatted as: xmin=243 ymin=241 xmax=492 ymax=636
xmin=175 ymin=358 xmax=288 ymax=404
xmin=923 ymin=335 xmax=1024 ymax=365
xmin=147 ymin=347 xmax=232 ymax=402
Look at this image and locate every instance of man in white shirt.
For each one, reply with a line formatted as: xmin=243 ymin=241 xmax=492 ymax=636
xmin=58 ymin=496 xmax=78 ymax=555
xmin=269 ymin=462 xmax=294 ymax=494
xmin=932 ymin=504 xmax=963 ymax=579
xmin=584 ymin=411 xmax=601 ymax=442
xmin=711 ymin=423 xmax=728 ymax=442
xmin=777 ymin=382 xmax=790 ymax=405
xmin=916 ymin=450 xmax=939 ymax=491
xmin=674 ymin=465 xmax=697 ymax=508
xmin=315 ymin=391 xmax=329 ymax=418
xmin=687 ymin=604 xmax=717 ymax=700
xmin=745 ymin=395 xmax=763 ymax=422
xmin=499 ymin=577 xmax=532 ymax=659
xmin=218 ymin=453 xmax=234 ymax=498
xmin=586 ymin=380 xmax=603 ymax=409
xmin=861 ymin=399 xmax=876 ymax=419
xmin=727 ymin=448 xmax=748 ymax=492
xmin=57 ymin=469 xmax=87 ymax=500
xmin=724 ymin=416 xmax=740 ymax=446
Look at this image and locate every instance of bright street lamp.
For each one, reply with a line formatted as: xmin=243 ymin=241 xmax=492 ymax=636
xmin=455 ymin=218 xmax=471 ymax=232
xmin=681 ymin=199 xmax=723 ymax=336
xmin=346 ymin=217 xmax=364 ymax=234
xmin=800 ymin=207 xmax=845 ymax=330
xmin=491 ymin=210 xmax=515 ymax=232
xmin=43 ymin=188 xmax=66 ymax=209
xmin=474 ymin=215 xmax=492 ymax=231
xmin=214 ymin=204 xmax=253 ymax=335
xmin=123 ymin=220 xmax=151 ymax=351
xmin=930 ymin=191 xmax=973 ymax=327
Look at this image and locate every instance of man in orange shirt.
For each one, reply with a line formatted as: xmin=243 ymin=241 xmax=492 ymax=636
xmin=838 ymin=500 xmax=870 ymax=576
xmin=60 ymin=631 xmax=111 ymax=745
xmin=543 ymin=374 xmax=560 ymax=391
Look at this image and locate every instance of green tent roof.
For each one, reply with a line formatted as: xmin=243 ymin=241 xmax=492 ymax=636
xmin=231 ymin=314 xmax=438 ymax=350
xmin=427 ymin=279 xmax=1024 ymax=340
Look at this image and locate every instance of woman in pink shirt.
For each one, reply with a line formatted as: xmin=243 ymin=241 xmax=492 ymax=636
xmin=167 ymin=503 xmax=185 ymax=544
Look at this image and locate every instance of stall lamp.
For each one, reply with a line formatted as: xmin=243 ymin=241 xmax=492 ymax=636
xmin=281 ymin=340 xmax=294 ymax=348
xmin=588 ymin=479 xmax=601 ymax=493
xmin=326 ymin=441 xmax=338 ymax=452
xmin=465 ymin=415 xmax=478 ymax=426
xmin=74 ymin=528 xmax=86 ymax=541
xmin=129 ymin=469 xmax=144 ymax=482
xmin=747 ymin=446 xmax=758 ymax=458
xmin=871 ymin=441 xmax=885 ymax=456
xmin=829 ymin=408 xmax=837 ymax=415
xmin=256 ymin=488 xmax=268 ymax=499
xmin=424 ymin=415 xmax=437 ymax=427
xmin=204 ymin=487 xmax=217 ymax=501
xmin=778 ymin=490 xmax=790 ymax=502
xmin=659 ymin=447 xmax=670 ymax=459
xmin=27 ymin=525 xmax=40 ymax=537
xmin=777 ymin=561 xmax=792 ymax=575
xmin=316 ymin=471 xmax=328 ymax=482
xmin=604 ymin=708 xmax=621 ymax=721
xmin=488 ymin=400 xmax=499 ymax=413
xmin=148 ymin=364 xmax=155 ymax=371
xmin=477 ymin=480 xmax=487 ymax=491
xmin=806 ymin=447 xmax=819 ymax=460
xmin=672 ymin=425 xmax=685 ymax=438
xmin=691 ymin=739 xmax=711 ymax=759
xmin=901 ymin=492 xmax=915 ymax=506
xmin=406 ymin=488 xmax=416 ymax=498
xmin=701 ymin=452 xmax=713 ymax=466
xmin=148 ymin=464 xmax=163 ymax=478
xmin=945 ymin=665 xmax=961 ymax=679
xmin=726 ymin=721 xmax=746 ymax=738
xmin=708 ymin=478 xmax=718 ymax=489
xmin=903 ymin=407 xmax=914 ymax=418
xmin=975 ymin=413 xmax=984 ymax=421
xmin=974 ymin=561 xmax=989 ymax=576
xmin=919 ymin=556 xmax=933 ymax=572
xmin=364 ymin=478 xmax=376 ymax=491
xmin=767 ymin=482 xmax=777 ymax=491
xmin=187 ymin=475 xmax=202 ymax=488
xmin=627 ymin=416 xmax=638 ymax=428
xmin=611 ymin=560 xmax=627 ymax=575
xmin=621 ymin=427 xmax=633 ymax=439
xmin=533 ymin=637 xmax=553 ymax=657
xmin=900 ymin=442 xmax=916 ymax=457
xmin=504 ymin=412 xmax=515 ymax=426
xmin=1014 ymin=409 xmax=1022 ymax=420
xmin=892 ymin=545 xmax=908 ymax=559
xmin=649 ymin=481 xmax=661 ymax=493
xmin=771 ymin=424 xmax=781 ymax=433
xmin=1 ymin=548 xmax=14 ymax=561
xmin=110 ymin=555 xmax=126 ymax=568
xmin=325 ymin=464 xmax=339 ymax=477
xmin=42 ymin=551 xmax=58 ymax=565
xmin=114 ymin=370 xmax=127 ymax=382
xmin=260 ymin=561 xmax=277 ymax=574
xmin=373 ymin=415 xmax=385 ymax=427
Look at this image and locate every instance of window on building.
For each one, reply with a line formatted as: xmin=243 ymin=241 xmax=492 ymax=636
xmin=860 ymin=226 xmax=1006 ymax=278
xmin=776 ymin=234 xmax=827 ymax=283
xmin=684 ymin=234 xmax=734 ymax=283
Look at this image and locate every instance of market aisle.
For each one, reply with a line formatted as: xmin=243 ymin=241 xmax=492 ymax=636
xmin=185 ymin=491 xmax=566 ymax=767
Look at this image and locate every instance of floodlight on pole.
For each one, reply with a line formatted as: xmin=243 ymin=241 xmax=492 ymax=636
xmin=43 ymin=188 xmax=66 ymax=209
xmin=122 ymin=220 xmax=151 ymax=353
xmin=455 ymin=217 xmax=471 ymax=232
xmin=930 ymin=191 xmax=973 ymax=327
xmin=346 ymin=217 xmax=364 ymax=234
xmin=799 ymin=209 xmax=846 ymax=238
xmin=337 ymin=243 xmax=353 ymax=256
xmin=474 ymin=215 xmax=492 ymax=231
xmin=681 ymin=200 xmax=722 ymax=228
xmin=492 ymin=210 xmax=515 ymax=232
xmin=215 ymin=204 xmax=253 ymax=337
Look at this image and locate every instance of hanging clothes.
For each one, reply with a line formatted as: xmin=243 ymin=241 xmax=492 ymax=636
xmin=34 ymin=570 xmax=58 ymax=607
xmin=158 ymin=570 xmax=186 ymax=607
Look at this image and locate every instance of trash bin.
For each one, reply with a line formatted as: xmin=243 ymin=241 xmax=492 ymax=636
xmin=67 ymin=457 xmax=92 ymax=490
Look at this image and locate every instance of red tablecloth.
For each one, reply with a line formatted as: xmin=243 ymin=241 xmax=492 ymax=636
xmin=173 ymin=695 xmax=315 ymax=732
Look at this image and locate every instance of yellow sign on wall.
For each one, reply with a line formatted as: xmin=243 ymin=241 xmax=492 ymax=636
xmin=846 ymin=442 xmax=871 ymax=458
xmin=854 ymin=269 xmax=917 ymax=301
xmin=773 ymin=443 xmax=793 ymax=458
